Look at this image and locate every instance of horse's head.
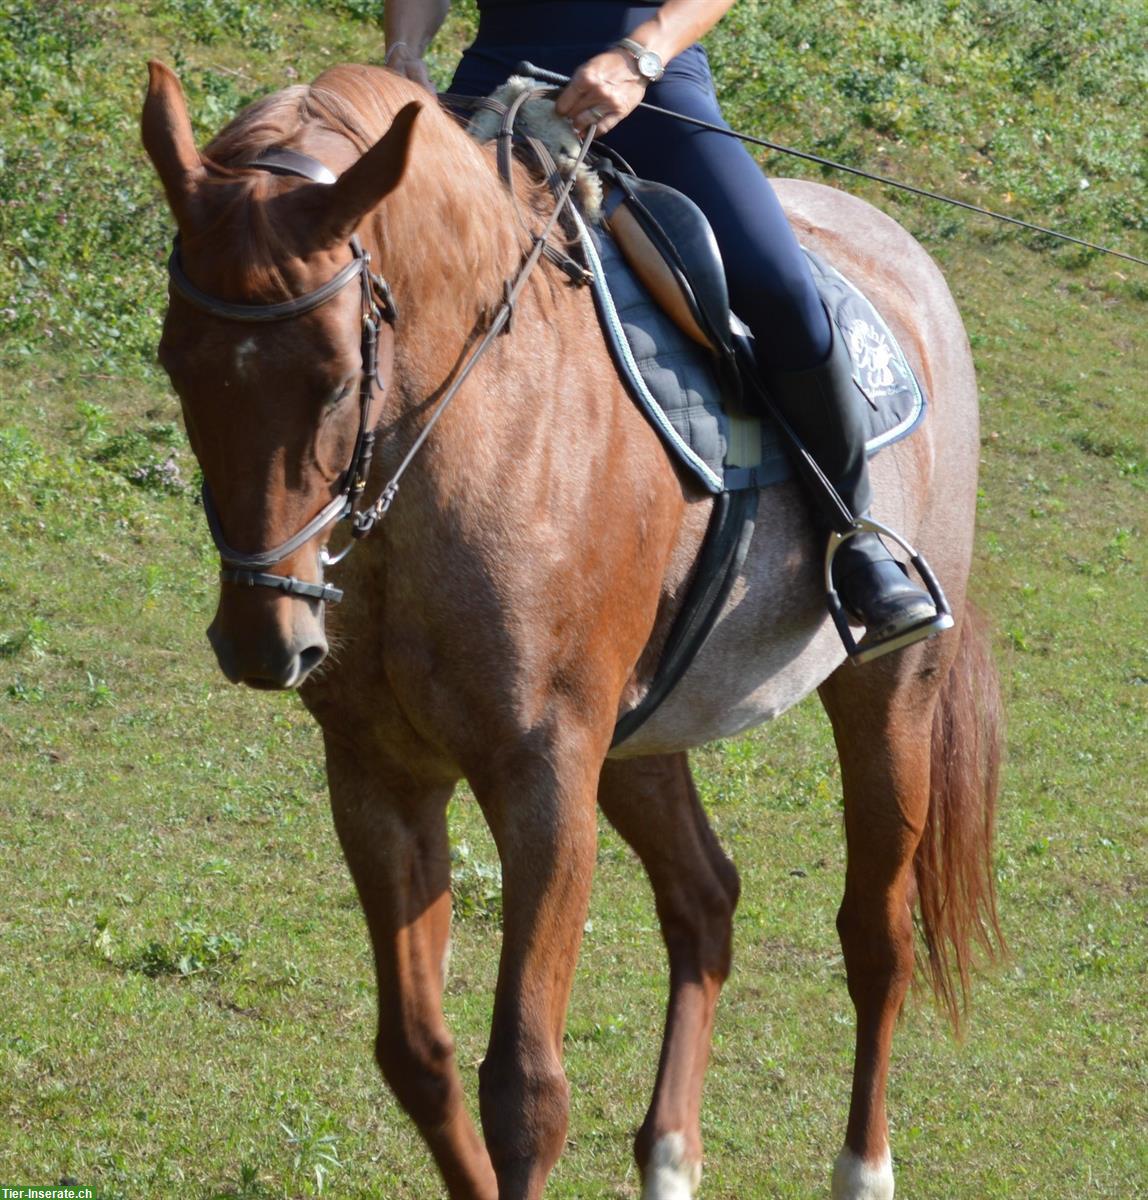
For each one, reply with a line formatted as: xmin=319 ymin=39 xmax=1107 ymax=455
xmin=141 ymin=61 xmax=420 ymax=688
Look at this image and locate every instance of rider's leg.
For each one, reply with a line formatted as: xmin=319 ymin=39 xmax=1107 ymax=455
xmin=758 ymin=324 xmax=946 ymax=650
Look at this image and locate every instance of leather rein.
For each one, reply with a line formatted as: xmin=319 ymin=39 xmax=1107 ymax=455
xmin=168 ymin=104 xmax=593 ymax=606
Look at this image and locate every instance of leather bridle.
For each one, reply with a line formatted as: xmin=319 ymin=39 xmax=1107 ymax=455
xmin=167 ymin=99 xmax=595 ymax=607
xmin=167 ymin=148 xmax=398 ymax=606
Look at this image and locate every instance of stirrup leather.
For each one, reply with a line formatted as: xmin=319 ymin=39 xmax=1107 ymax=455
xmin=825 ymin=517 xmax=954 ymax=664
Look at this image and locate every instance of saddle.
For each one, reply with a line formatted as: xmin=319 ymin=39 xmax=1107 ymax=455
xmin=601 ymin=173 xmax=738 ymax=378
xmin=462 ymin=80 xmax=926 ymax=489
xmin=463 ymin=83 xmax=934 ymax=742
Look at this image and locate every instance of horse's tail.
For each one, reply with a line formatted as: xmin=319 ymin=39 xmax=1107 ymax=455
xmin=914 ymin=601 xmax=1005 ymax=1028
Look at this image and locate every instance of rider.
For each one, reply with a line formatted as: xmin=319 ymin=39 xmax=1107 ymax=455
xmin=383 ymin=0 xmax=947 ymax=659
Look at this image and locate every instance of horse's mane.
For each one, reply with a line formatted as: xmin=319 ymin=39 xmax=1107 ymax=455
xmin=197 ymin=65 xmax=556 ymax=313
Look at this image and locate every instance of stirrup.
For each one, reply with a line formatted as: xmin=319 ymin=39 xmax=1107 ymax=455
xmin=825 ymin=517 xmax=954 ymax=665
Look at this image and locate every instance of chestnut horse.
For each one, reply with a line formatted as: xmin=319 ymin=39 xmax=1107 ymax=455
xmin=142 ymin=61 xmax=1001 ymax=1200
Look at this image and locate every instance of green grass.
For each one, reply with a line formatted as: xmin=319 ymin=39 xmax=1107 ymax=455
xmin=1 ymin=1 xmax=1145 ymax=1197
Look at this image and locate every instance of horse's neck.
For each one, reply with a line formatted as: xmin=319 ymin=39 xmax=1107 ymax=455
xmin=373 ymin=130 xmax=560 ymax=416
xmin=377 ymin=121 xmax=523 ymax=321
xmin=376 ymin=212 xmax=618 ymax=540
xmin=359 ymin=108 xmax=640 ymax=541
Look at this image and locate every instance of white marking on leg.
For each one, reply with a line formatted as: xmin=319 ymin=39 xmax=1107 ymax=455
xmin=831 ymin=1145 xmax=894 ymax=1200
xmin=642 ymin=1132 xmax=701 ymax=1200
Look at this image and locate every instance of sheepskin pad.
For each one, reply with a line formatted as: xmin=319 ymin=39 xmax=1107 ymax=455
xmin=467 ymin=76 xmax=604 ymax=219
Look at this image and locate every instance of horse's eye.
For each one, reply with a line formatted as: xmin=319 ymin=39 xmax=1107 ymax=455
xmin=324 ymin=378 xmax=357 ymax=410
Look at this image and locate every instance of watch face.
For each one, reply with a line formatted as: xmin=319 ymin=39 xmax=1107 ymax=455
xmin=638 ymin=51 xmax=662 ymax=81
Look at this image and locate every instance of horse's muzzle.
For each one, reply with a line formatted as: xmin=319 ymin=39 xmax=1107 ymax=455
xmin=207 ymin=595 xmax=329 ymax=689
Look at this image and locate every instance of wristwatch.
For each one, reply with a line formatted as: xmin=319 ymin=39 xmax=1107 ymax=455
xmin=614 ymin=37 xmax=665 ymax=84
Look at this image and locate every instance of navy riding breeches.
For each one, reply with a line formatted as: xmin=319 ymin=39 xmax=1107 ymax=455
xmin=449 ymin=1 xmax=833 ymax=369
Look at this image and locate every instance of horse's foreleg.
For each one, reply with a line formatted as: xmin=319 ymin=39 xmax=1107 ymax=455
xmin=323 ymin=736 xmax=498 ymax=1200
xmin=818 ymin=672 xmax=937 ymax=1200
xmin=598 ymin=753 xmax=740 ymax=1200
xmin=470 ymin=734 xmax=602 ymax=1200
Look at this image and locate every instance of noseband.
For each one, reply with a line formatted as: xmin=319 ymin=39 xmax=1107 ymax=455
xmin=167 ymin=148 xmax=398 ymax=606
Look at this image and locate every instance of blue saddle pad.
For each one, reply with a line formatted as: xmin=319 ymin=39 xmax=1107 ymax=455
xmin=575 ymin=215 xmax=926 ymax=494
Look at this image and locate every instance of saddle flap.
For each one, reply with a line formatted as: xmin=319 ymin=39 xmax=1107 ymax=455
xmin=603 ymin=177 xmax=733 ymax=363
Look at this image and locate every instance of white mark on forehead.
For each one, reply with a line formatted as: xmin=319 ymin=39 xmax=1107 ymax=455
xmin=233 ymin=336 xmax=259 ymax=380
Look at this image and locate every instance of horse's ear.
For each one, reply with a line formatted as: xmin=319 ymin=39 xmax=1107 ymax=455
xmin=317 ymin=101 xmax=422 ymax=246
xmin=141 ymin=60 xmax=205 ymax=229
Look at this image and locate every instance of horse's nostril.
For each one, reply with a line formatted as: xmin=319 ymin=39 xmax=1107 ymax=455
xmin=244 ymin=644 xmax=326 ymax=690
xmin=297 ymin=643 xmax=327 ymax=676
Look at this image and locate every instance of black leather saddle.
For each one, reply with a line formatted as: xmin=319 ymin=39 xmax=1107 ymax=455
xmin=600 ymin=171 xmax=741 ymax=403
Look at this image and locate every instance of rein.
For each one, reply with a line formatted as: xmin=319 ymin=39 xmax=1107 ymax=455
xmin=517 ymin=62 xmax=1148 ymax=269
xmin=350 ymin=88 xmax=596 ymax=538
xmin=169 ymin=105 xmax=594 ymax=606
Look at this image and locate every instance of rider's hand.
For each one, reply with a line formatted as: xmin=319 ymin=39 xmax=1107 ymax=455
xmin=384 ymin=42 xmax=436 ymax=94
xmin=554 ymin=49 xmax=648 ymax=135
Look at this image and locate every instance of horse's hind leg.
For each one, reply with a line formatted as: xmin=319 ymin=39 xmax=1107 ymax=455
xmin=598 ymin=753 xmax=740 ymax=1199
xmin=817 ymin=663 xmax=938 ymax=1200
xmin=322 ymin=735 xmax=498 ymax=1200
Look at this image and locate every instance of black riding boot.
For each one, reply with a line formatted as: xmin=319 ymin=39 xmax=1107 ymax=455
xmin=765 ymin=323 xmax=949 ymax=660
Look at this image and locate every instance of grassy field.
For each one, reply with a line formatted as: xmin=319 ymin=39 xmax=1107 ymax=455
xmin=1 ymin=2 xmax=1145 ymax=1198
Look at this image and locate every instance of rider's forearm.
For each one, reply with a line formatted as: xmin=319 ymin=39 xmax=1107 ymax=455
xmin=624 ymin=0 xmax=738 ymax=65
xmin=384 ymin=0 xmax=451 ymax=60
